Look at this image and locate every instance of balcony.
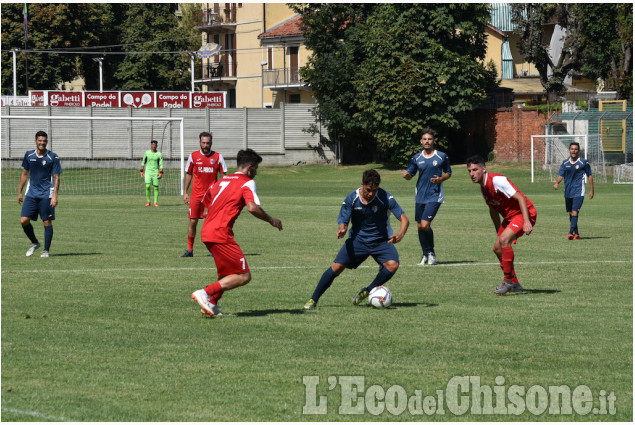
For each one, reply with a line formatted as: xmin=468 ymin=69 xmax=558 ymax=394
xmin=195 ymin=7 xmax=237 ymax=31
xmin=262 ymin=68 xmax=305 ymax=90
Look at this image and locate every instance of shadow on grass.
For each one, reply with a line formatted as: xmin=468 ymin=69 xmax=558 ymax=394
xmin=234 ymin=308 xmax=307 ymax=317
xmin=574 ymin=236 xmax=610 ymax=240
xmin=391 ymin=302 xmax=438 ymax=308
xmin=48 ymin=252 xmax=102 ymax=257
xmin=519 ymin=289 xmax=561 ymax=295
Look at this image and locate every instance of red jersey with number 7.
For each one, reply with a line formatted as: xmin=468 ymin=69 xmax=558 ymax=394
xmin=481 ymin=172 xmax=535 ymax=220
xmin=201 ymin=172 xmax=261 ymax=243
xmin=186 ymin=150 xmax=227 ymax=199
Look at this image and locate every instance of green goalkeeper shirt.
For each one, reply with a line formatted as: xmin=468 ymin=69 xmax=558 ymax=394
xmin=142 ymin=150 xmax=163 ymax=175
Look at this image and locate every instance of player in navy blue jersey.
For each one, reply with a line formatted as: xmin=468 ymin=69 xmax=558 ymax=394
xmin=554 ymin=142 xmax=594 ymax=240
xmin=304 ymin=169 xmax=409 ymax=310
xmin=402 ymin=128 xmax=451 ymax=265
xmin=18 ymin=131 xmax=62 ymax=257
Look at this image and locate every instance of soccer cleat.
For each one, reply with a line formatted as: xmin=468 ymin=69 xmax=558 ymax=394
xmin=304 ymin=299 xmax=317 ymax=310
xmin=191 ymin=289 xmax=215 ymax=317
xmin=573 ymin=234 xmax=580 ymax=240
xmin=26 ymin=243 xmax=40 ymax=257
xmin=145 ymin=202 xmax=151 ymax=207
xmin=352 ymin=288 xmax=369 ymax=305
xmin=40 ymin=250 xmax=49 ymax=258
xmin=201 ymin=305 xmax=224 ymax=317
xmin=567 ymin=233 xmax=574 ymax=240
xmin=181 ymin=250 xmax=193 ymax=257
xmin=427 ymin=252 xmax=437 ymax=265
xmin=154 ymin=203 xmax=159 ymax=207
xmin=494 ymin=280 xmax=523 ymax=295
xmin=418 ymin=255 xmax=427 ymax=265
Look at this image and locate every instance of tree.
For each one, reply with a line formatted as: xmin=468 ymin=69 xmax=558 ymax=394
xmin=578 ymin=3 xmax=632 ymax=100
xmin=511 ymin=4 xmax=584 ymax=98
xmin=292 ymin=3 xmax=493 ymax=164
xmin=113 ymin=4 xmax=199 ymax=90
xmin=1 ymin=3 xmax=114 ymax=94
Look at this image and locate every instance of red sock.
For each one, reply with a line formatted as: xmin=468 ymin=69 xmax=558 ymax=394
xmin=187 ymin=235 xmax=195 ymax=251
xmin=204 ymin=281 xmax=224 ymax=304
xmin=501 ymin=246 xmax=515 ymax=281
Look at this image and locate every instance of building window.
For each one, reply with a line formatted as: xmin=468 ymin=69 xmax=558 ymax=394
xmin=289 ymin=94 xmax=301 ymax=103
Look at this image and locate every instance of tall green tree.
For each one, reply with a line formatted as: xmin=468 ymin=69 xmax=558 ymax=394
xmin=511 ymin=4 xmax=584 ymax=97
xmin=292 ymin=3 xmax=493 ymax=164
xmin=113 ymin=4 xmax=199 ymax=90
xmin=578 ymin=3 xmax=632 ymax=100
xmin=1 ymin=3 xmax=114 ymax=94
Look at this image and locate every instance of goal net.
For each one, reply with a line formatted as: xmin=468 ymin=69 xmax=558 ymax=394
xmin=1 ymin=114 xmax=185 ymax=196
xmin=530 ymin=134 xmax=607 ymax=183
xmin=613 ymin=163 xmax=633 ymax=184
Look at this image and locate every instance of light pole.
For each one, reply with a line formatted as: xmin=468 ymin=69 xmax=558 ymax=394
xmin=92 ymin=57 xmax=104 ymax=92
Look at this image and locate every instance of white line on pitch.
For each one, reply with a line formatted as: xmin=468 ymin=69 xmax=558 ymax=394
xmin=2 ymin=407 xmax=69 ymax=421
xmin=2 ymin=260 xmax=631 ymax=274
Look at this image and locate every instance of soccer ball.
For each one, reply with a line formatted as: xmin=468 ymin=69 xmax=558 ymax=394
xmin=368 ymin=286 xmax=392 ymax=308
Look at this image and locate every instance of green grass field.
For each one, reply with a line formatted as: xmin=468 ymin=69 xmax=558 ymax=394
xmin=1 ymin=163 xmax=632 ymax=421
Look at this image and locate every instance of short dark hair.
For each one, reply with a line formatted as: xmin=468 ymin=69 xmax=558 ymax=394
xmin=35 ymin=130 xmax=48 ymax=140
xmin=199 ymin=131 xmax=212 ymax=141
xmin=466 ymin=155 xmax=486 ymax=167
xmin=150 ymin=140 xmax=158 ymax=145
xmin=236 ymin=149 xmax=263 ymax=168
xmin=421 ymin=128 xmax=435 ymax=138
xmin=569 ymin=142 xmax=580 ymax=148
xmin=362 ymin=169 xmax=381 ymax=186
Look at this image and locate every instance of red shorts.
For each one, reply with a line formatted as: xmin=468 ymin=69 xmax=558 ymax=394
xmin=498 ymin=211 xmax=537 ymax=240
xmin=204 ymin=240 xmax=250 ymax=278
xmin=188 ymin=197 xmax=205 ymax=219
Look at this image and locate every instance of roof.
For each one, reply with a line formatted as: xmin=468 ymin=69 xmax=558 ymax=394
xmin=499 ymin=77 xmax=593 ymax=94
xmin=258 ymin=14 xmax=302 ymax=39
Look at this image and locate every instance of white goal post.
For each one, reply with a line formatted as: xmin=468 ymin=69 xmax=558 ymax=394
xmin=530 ymin=134 xmax=588 ymax=183
xmin=530 ymin=134 xmax=607 ymax=184
xmin=1 ymin=115 xmax=186 ymax=195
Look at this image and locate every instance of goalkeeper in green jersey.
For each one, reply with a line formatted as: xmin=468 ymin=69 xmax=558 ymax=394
xmin=140 ymin=140 xmax=164 ymax=207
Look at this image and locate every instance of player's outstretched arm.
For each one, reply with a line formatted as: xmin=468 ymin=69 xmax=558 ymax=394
xmin=246 ymin=202 xmax=282 ymax=230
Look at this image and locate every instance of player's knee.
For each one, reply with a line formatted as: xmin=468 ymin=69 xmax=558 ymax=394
xmin=20 ymin=217 xmax=30 ymax=226
xmin=384 ymin=261 xmax=399 ymax=273
xmin=418 ymin=221 xmax=431 ymax=231
xmin=240 ymin=272 xmax=252 ymax=286
xmin=331 ymin=263 xmax=345 ymax=275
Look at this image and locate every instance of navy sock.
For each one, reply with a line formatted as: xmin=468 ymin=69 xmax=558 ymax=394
xmin=311 ymin=267 xmax=338 ymax=302
xmin=418 ymin=228 xmax=434 ymax=255
xmin=570 ymin=215 xmax=579 ymax=234
xmin=22 ymin=223 xmax=38 ymax=244
xmin=44 ymin=225 xmax=53 ymax=251
xmin=366 ymin=266 xmax=395 ymax=292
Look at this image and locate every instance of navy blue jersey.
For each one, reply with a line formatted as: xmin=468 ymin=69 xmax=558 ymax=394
xmin=21 ymin=149 xmax=62 ymax=198
xmin=405 ymin=150 xmax=451 ymax=203
xmin=558 ymin=158 xmax=592 ymax=198
xmin=338 ymin=187 xmax=405 ymax=244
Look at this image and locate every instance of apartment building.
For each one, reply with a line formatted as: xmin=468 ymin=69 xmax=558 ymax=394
xmin=194 ymin=3 xmax=314 ymax=108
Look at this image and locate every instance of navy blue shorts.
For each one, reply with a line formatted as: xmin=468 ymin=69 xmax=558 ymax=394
xmin=21 ymin=196 xmax=55 ymax=221
xmin=415 ymin=202 xmax=442 ymax=223
xmin=334 ymin=238 xmax=399 ymax=269
xmin=565 ymin=196 xmax=584 ymax=213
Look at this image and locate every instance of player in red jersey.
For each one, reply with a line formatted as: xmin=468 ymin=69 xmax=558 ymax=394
xmin=467 ymin=155 xmax=537 ymax=295
xmin=191 ymin=148 xmax=283 ymax=317
xmin=181 ymin=131 xmax=227 ymax=257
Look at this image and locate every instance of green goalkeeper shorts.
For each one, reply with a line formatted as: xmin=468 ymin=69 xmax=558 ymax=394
xmin=144 ymin=173 xmax=160 ymax=186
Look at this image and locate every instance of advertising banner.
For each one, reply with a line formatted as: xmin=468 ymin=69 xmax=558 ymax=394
xmin=48 ymin=91 xmax=83 ymax=107
xmin=121 ymin=91 xmax=155 ymax=108
xmin=192 ymin=92 xmax=225 ymax=108
xmin=85 ymin=92 xmax=119 ymax=107
xmin=156 ymin=92 xmax=190 ymax=108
